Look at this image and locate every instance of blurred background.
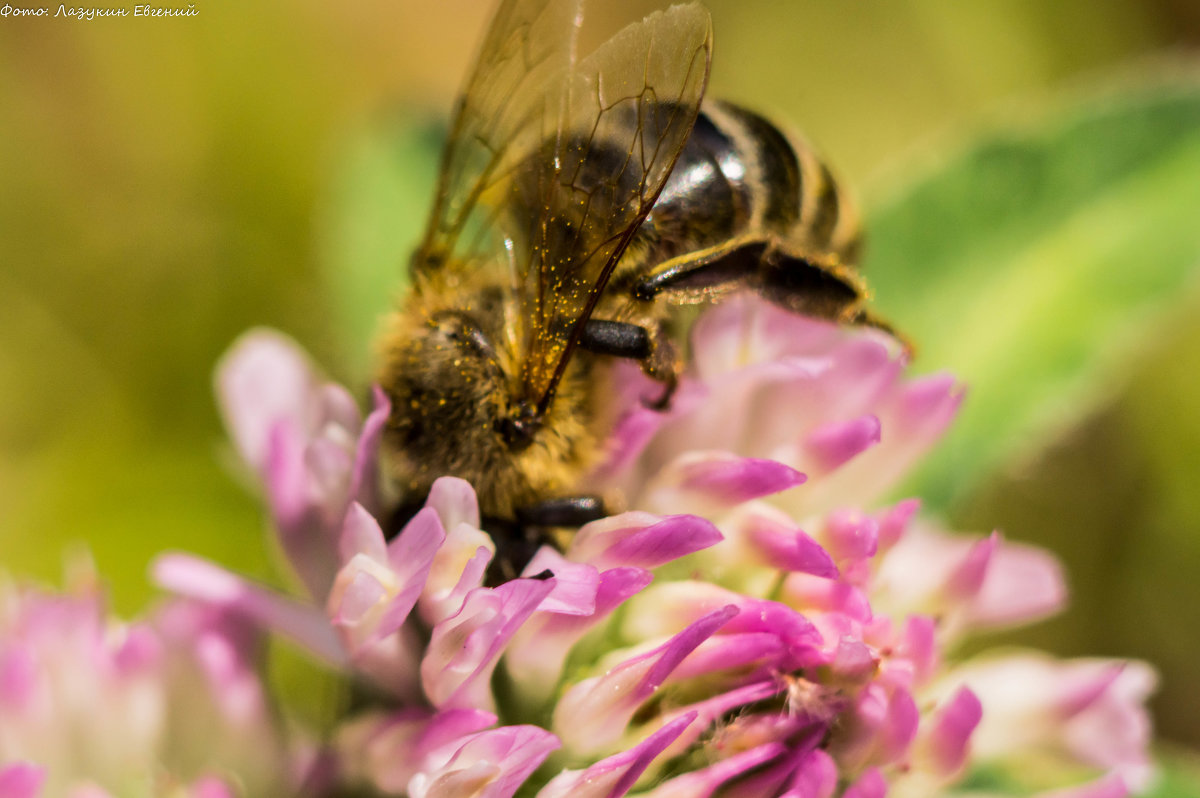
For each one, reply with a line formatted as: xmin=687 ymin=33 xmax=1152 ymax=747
xmin=2 ymin=0 xmax=1200 ymax=759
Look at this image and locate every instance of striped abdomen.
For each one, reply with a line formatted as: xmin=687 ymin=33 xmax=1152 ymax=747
xmin=612 ymin=100 xmax=869 ymax=324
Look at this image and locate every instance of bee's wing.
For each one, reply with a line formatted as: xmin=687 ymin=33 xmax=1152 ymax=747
xmin=517 ymin=4 xmax=712 ymax=413
xmin=413 ymin=0 xmax=712 ymax=414
xmin=413 ymin=0 xmax=583 ymax=282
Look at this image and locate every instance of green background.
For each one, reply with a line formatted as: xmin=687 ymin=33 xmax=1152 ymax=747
xmin=3 ymin=0 xmax=1200 ymax=784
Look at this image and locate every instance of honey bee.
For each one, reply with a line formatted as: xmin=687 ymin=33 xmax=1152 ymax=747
xmin=379 ymin=0 xmax=889 ymax=575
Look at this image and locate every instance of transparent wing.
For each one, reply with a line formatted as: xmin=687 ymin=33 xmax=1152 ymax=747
xmin=413 ymin=0 xmax=583 ymax=280
xmin=413 ymin=0 xmax=712 ymax=415
xmin=516 ymin=4 xmax=712 ymax=412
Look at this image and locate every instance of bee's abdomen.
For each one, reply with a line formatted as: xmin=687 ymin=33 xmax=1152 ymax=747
xmin=642 ymin=100 xmax=860 ymax=265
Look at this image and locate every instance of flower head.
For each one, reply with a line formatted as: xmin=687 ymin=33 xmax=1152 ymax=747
xmin=0 ymin=565 xmax=295 ymax=798
xmin=158 ymin=294 xmax=1155 ymax=798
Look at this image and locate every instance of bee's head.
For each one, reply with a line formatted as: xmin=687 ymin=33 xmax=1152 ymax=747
xmin=377 ymin=300 xmax=600 ymax=518
xmin=377 ymin=309 xmax=535 ymax=488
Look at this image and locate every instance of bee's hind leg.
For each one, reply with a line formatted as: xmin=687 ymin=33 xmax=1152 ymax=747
xmin=578 ymin=319 xmax=680 ymax=409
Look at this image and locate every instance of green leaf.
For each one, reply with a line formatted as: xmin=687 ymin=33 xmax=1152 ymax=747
xmin=1146 ymin=748 xmax=1200 ymax=798
xmin=316 ymin=114 xmax=444 ymax=384
xmin=864 ymin=73 xmax=1200 ymax=512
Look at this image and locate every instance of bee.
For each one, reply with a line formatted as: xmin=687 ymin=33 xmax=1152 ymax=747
xmin=379 ymin=0 xmax=890 ymax=576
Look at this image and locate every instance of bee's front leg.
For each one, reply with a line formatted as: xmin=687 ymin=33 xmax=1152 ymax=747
xmin=578 ymin=319 xmax=679 ymax=409
xmin=515 ymin=495 xmax=607 ymax=527
xmin=481 ymin=495 xmax=608 ymax=584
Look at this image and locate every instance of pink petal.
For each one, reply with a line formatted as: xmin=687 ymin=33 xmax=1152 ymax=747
xmin=338 ymin=501 xmax=388 ymax=563
xmin=419 ymin=709 xmax=502 ymax=757
xmin=0 ymin=645 xmax=36 ymax=709
xmin=824 ymin=510 xmax=879 ymax=564
xmin=506 ymin=567 xmax=653 ymax=696
xmin=875 ymin=524 xmax=1059 ymax=637
xmin=719 ymin=727 xmax=827 ymax=798
xmin=649 ymin=357 xmax=823 ymax=469
xmin=657 ymin=681 xmax=787 ymax=757
xmin=328 ymin=568 xmax=387 ymax=629
xmin=593 ymin=568 xmax=656 ymax=614
xmin=188 ymin=777 xmax=236 ymax=798
xmin=923 ymin=686 xmax=982 ymax=777
xmin=264 ymin=419 xmax=345 ymax=599
xmin=186 ymin=619 xmax=269 ymax=726
xmin=379 ymin=507 xmax=448 ymax=629
xmin=733 ymin=507 xmax=837 ymax=578
xmin=877 ymin=686 xmax=919 ymax=766
xmin=593 ymin=396 xmax=675 ymax=483
xmin=896 ymin=615 xmax=938 ymax=687
xmin=689 ymin=293 xmax=870 ymax=373
xmin=427 ymin=477 xmax=482 ymax=533
xmin=828 ymin=637 xmax=878 ymax=686
xmin=803 ymin=414 xmax=881 ymax=473
xmin=781 ymin=749 xmax=838 ymax=798
xmin=536 ymin=713 xmax=697 ymax=798
xmin=623 ymin=582 xmax=821 ymax=664
xmin=346 ymin=708 xmax=499 ymax=793
xmin=834 ymin=683 xmax=918 ymax=771
xmin=423 ymin=546 xmax=494 ymax=628
xmin=666 ymin=452 xmax=806 ymax=508
xmin=568 ymin=513 xmax=722 ymax=571
xmin=842 ymin=768 xmax=886 ymax=798
xmin=422 ymin=578 xmax=556 ymax=712
xmin=795 ymin=575 xmax=869 ymax=623
xmin=875 ymin=499 xmax=919 ymax=551
xmin=896 ymin=373 xmax=963 ymax=429
xmin=122 ymin=624 xmax=161 ymax=663
xmin=216 ymin=329 xmax=316 ymax=471
xmin=0 ymin=763 xmax=44 ymax=798
xmin=944 ymin=531 xmax=998 ymax=601
xmin=418 ymin=483 xmax=494 ymax=626
xmin=668 ymin=633 xmax=785 ymax=682
xmin=637 ymin=743 xmax=787 ymax=798
xmin=351 ymin=385 xmax=391 ymax=514
xmin=153 ymin=553 xmax=345 ymax=666
xmin=554 ymin=606 xmax=738 ymax=755
xmin=967 ymin=539 xmax=1067 ymax=629
xmin=952 ymin=654 xmax=1155 ymax=789
xmin=800 ymin=375 xmax=962 ymax=516
xmin=411 ymin=725 xmax=560 ymax=798
xmin=521 ymin=548 xmax=600 ymax=616
xmin=1062 ymin=663 xmax=1157 ymax=790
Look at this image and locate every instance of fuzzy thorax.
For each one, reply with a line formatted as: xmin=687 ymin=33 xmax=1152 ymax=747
xmin=377 ymin=300 xmax=600 ymax=520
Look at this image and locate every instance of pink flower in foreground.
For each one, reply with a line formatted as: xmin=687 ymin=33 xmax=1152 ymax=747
xmin=157 ymin=294 xmax=1155 ymax=798
xmin=0 ymin=566 xmax=295 ymax=798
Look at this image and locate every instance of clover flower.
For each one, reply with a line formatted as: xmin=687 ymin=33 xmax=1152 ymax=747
xmin=156 ymin=295 xmax=1155 ymax=798
xmin=0 ymin=565 xmax=295 ymax=798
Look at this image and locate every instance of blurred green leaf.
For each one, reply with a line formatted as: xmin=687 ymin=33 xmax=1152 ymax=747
xmin=317 ymin=115 xmax=445 ymax=385
xmin=864 ymin=73 xmax=1200 ymax=512
xmin=1146 ymin=748 xmax=1200 ymax=798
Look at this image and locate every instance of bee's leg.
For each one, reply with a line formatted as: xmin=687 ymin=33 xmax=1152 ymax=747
xmin=632 ymin=239 xmax=766 ymax=302
xmin=579 ymin=319 xmax=679 ymax=408
xmin=515 ymin=495 xmax=607 ymax=527
xmin=578 ymin=319 xmax=651 ymax=360
xmin=635 ymin=238 xmax=866 ymax=318
xmin=641 ymin=329 xmax=679 ymax=409
xmin=478 ymin=496 xmax=609 ymax=585
xmin=756 ymin=250 xmax=867 ymax=323
xmin=846 ymin=306 xmax=916 ymax=358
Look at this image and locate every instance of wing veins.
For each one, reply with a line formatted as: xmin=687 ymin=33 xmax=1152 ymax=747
xmin=532 ymin=43 xmax=709 ymax=411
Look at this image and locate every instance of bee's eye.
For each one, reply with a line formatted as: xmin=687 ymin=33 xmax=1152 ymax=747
xmin=429 ymin=311 xmax=494 ymax=358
